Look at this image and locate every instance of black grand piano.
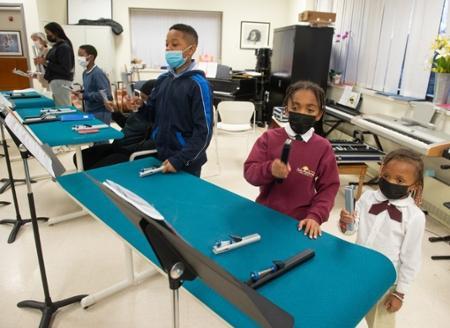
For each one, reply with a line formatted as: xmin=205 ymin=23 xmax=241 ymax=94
xmin=208 ymin=77 xmax=258 ymax=103
xmin=207 ymin=73 xmax=265 ymax=124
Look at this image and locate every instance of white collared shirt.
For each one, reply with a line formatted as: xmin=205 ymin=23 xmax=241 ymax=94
xmin=284 ymin=125 xmax=314 ymax=143
xmin=353 ymin=189 xmax=425 ymax=294
xmin=85 ymin=64 xmax=97 ymax=74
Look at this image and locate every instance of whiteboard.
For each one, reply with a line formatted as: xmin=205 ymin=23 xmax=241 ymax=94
xmin=67 ymin=0 xmax=112 ymax=25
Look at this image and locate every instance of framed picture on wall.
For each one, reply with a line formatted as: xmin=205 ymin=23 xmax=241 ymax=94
xmin=240 ymin=21 xmax=270 ymax=49
xmin=0 ymin=31 xmax=22 ymax=56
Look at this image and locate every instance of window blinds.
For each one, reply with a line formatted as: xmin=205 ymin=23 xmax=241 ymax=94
xmin=129 ymin=9 xmax=222 ymax=69
xmin=329 ymin=0 xmax=445 ymax=98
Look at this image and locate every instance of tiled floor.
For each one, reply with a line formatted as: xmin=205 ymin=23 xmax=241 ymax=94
xmin=0 ymin=128 xmax=449 ymax=327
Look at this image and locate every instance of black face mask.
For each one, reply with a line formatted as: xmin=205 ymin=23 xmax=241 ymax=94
xmin=46 ymin=35 xmax=56 ymax=43
xmin=378 ymin=177 xmax=410 ymax=200
xmin=288 ymin=112 xmax=316 ymax=135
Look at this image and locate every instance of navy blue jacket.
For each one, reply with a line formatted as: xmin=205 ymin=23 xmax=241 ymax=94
xmin=138 ymin=68 xmax=213 ymax=174
xmin=82 ymin=65 xmax=112 ymax=113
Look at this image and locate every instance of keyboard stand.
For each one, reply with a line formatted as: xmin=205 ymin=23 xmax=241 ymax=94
xmin=324 ymin=118 xmax=345 ymax=137
xmin=353 ymin=130 xmax=384 ymax=152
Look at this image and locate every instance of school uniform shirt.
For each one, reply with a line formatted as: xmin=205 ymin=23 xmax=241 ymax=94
xmin=244 ymin=125 xmax=340 ymax=224
xmin=138 ymin=61 xmax=213 ymax=174
xmin=354 ymin=189 xmax=426 ymax=294
xmin=82 ymin=65 xmax=112 ymax=113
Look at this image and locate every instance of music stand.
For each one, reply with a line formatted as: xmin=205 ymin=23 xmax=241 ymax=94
xmin=0 ymin=95 xmax=30 ymax=194
xmin=3 ymin=109 xmax=87 ymax=327
xmin=0 ymin=121 xmax=48 ymax=243
xmin=96 ymin=178 xmax=294 ymax=328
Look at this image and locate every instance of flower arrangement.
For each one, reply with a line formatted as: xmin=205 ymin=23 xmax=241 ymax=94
xmin=431 ymin=35 xmax=450 ymax=73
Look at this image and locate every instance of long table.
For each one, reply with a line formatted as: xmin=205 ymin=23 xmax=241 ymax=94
xmin=14 ymin=105 xmax=123 ymax=225
xmin=1 ymin=90 xmax=54 ymax=109
xmin=57 ymin=157 xmax=396 ymax=328
xmin=15 ymin=106 xmax=122 ymax=147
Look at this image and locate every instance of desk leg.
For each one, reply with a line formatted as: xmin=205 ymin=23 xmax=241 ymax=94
xmin=47 ymin=209 xmax=88 ymax=225
xmin=47 ymin=146 xmax=86 ymax=225
xmin=75 ymin=146 xmax=84 ymax=172
xmin=81 ymin=243 xmax=157 ymax=309
xmin=356 ymin=166 xmax=367 ymax=200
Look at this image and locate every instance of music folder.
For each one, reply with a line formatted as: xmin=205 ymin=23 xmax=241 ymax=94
xmin=90 ymin=177 xmax=294 ymax=328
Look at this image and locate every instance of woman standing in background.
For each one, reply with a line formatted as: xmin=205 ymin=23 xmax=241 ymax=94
xmin=34 ymin=22 xmax=74 ymax=106
xmin=30 ymin=32 xmax=49 ymax=89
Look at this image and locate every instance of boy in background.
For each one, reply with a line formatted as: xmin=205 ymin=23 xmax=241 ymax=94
xmin=73 ymin=44 xmax=113 ymax=125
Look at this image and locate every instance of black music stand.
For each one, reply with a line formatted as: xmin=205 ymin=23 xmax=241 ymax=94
xmin=97 ymin=179 xmax=294 ymax=328
xmin=0 ymin=122 xmax=48 ymax=243
xmin=3 ymin=110 xmax=87 ymax=327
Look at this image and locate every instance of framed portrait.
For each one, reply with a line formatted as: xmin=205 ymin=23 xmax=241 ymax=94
xmin=240 ymin=21 xmax=270 ymax=49
xmin=0 ymin=31 xmax=22 ymax=56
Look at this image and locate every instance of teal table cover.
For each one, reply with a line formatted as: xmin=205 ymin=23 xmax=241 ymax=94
xmin=57 ymin=158 xmax=396 ymax=328
xmin=2 ymin=91 xmax=54 ymax=109
xmin=15 ymin=106 xmax=123 ymax=146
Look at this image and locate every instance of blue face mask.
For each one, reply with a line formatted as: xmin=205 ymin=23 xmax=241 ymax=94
xmin=165 ymin=46 xmax=192 ymax=69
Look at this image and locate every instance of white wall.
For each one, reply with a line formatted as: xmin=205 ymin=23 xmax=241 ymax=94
xmin=113 ymin=0 xmax=290 ymax=80
xmin=34 ymin=0 xmax=292 ymax=81
xmin=287 ymin=0 xmax=316 ymax=24
xmin=36 ymin=0 xmax=66 ymax=28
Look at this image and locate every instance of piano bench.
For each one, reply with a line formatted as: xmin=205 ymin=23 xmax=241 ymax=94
xmin=338 ymin=163 xmax=368 ymax=200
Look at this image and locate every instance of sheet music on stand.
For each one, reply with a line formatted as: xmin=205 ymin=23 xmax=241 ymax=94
xmin=12 ymin=68 xmax=32 ymax=78
xmin=1 ymin=107 xmax=65 ymax=179
xmin=91 ymin=176 xmax=294 ymax=327
xmin=197 ymin=62 xmax=218 ymax=78
xmin=338 ymin=85 xmax=361 ymax=109
xmin=103 ymin=179 xmax=164 ymax=221
xmin=0 ymin=94 xmax=13 ymax=108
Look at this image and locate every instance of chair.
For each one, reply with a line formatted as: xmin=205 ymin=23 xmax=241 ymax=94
xmin=217 ymin=101 xmax=256 ymax=134
xmin=217 ymin=100 xmax=255 ymax=148
xmin=129 ymin=149 xmax=157 ymax=161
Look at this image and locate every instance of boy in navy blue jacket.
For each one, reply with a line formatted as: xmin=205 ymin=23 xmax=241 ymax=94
xmin=137 ymin=24 xmax=213 ymax=176
xmin=74 ymin=44 xmax=113 ymax=124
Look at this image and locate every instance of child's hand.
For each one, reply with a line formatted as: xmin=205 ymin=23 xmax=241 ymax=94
xmin=384 ymin=293 xmax=403 ymax=312
xmin=123 ymin=95 xmax=143 ymax=111
xmin=34 ymin=56 xmax=46 ymax=65
xmin=339 ymin=209 xmax=355 ymax=232
xmin=298 ymin=218 xmax=321 ymax=239
xmin=104 ymin=100 xmax=116 ymax=112
xmin=271 ymin=159 xmax=291 ymax=179
xmin=162 ymin=160 xmax=177 ymax=173
xmin=71 ymin=90 xmax=82 ymax=99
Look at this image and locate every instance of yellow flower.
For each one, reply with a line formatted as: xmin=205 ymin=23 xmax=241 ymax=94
xmin=431 ymin=35 xmax=450 ymax=73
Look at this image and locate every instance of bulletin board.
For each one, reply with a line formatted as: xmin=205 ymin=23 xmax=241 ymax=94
xmin=67 ymin=0 xmax=112 ymax=25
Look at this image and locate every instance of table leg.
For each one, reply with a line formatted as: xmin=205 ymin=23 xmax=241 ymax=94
xmin=81 ymin=243 xmax=157 ymax=309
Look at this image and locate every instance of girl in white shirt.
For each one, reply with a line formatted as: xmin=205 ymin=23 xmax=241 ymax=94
xmin=339 ymin=149 xmax=425 ymax=328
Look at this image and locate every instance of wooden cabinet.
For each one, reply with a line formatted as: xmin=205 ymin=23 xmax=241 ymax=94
xmin=0 ymin=57 xmax=30 ymax=90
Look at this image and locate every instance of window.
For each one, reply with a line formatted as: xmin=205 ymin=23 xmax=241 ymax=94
xmin=328 ymin=0 xmax=446 ymax=99
xmin=129 ymin=9 xmax=222 ymax=69
xmin=426 ymin=0 xmax=448 ymax=98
